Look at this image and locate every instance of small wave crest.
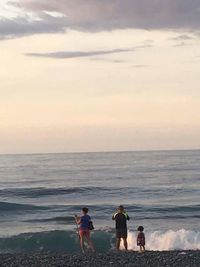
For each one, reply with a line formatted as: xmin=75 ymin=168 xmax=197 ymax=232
xmin=0 ymin=187 xmax=111 ymax=198
xmin=25 ymin=216 xmax=74 ymax=223
xmin=0 ymin=201 xmax=48 ymax=213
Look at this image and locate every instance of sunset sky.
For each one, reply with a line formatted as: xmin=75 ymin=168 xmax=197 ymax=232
xmin=1 ymin=0 xmax=200 ymax=153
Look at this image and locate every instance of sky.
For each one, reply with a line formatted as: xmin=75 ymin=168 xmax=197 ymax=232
xmin=0 ymin=0 xmax=200 ymax=154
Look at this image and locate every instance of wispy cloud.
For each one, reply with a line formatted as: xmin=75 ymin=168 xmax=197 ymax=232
xmin=90 ymin=58 xmax=127 ymax=63
xmin=26 ymin=48 xmax=133 ymax=59
xmin=130 ymin=64 xmax=149 ymax=68
xmin=170 ymin=34 xmax=194 ymax=41
xmin=1 ymin=0 xmax=200 ymax=40
xmin=25 ymin=44 xmax=152 ymax=59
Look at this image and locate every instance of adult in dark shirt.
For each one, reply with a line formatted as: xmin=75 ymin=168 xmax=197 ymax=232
xmin=112 ymin=205 xmax=130 ymax=250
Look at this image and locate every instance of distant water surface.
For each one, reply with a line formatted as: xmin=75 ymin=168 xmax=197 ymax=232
xmin=0 ymin=150 xmax=200 ymax=252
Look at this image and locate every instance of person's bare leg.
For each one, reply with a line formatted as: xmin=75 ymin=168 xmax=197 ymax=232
xmin=80 ymin=236 xmax=85 ymax=253
xmin=116 ymin=238 xmax=121 ymax=250
xmin=123 ymin=238 xmax=128 ymax=251
xmin=86 ymin=236 xmax=95 ymax=252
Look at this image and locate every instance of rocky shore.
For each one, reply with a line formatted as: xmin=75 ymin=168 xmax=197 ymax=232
xmin=0 ymin=250 xmax=199 ymax=267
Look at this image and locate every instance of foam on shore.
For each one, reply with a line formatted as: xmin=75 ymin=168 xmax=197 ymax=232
xmin=127 ymin=229 xmax=200 ymax=251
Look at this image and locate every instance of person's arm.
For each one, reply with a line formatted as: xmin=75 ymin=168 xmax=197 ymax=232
xmin=75 ymin=215 xmax=81 ymax=224
xmin=123 ymin=212 xmax=130 ymax=220
xmin=137 ymin=234 xmax=140 ymax=245
xmin=143 ymin=233 xmax=145 ymax=243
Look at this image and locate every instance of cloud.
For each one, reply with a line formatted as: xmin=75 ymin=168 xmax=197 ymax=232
xmin=1 ymin=0 xmax=200 ymax=39
xmin=0 ymin=14 xmax=68 ymax=40
xmin=25 ymin=44 xmax=152 ymax=59
xmin=26 ymin=48 xmax=133 ymax=59
xmin=131 ymin=64 xmax=149 ymax=68
xmin=170 ymin=34 xmax=194 ymax=41
xmin=90 ymin=58 xmax=127 ymax=63
xmin=18 ymin=0 xmax=200 ymax=30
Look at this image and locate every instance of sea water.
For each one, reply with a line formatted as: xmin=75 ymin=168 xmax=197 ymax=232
xmin=0 ymin=150 xmax=200 ymax=252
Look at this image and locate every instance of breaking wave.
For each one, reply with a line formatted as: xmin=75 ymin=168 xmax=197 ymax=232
xmin=1 ymin=229 xmax=200 ymax=253
xmin=127 ymin=229 xmax=200 ymax=251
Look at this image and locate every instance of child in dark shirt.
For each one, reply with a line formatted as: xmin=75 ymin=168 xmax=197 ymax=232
xmin=137 ymin=226 xmax=145 ymax=252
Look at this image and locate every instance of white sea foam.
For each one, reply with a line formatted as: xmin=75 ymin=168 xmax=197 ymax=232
xmin=126 ymin=229 xmax=200 ymax=251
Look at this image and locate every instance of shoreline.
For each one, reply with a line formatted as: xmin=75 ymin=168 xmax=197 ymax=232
xmin=0 ymin=250 xmax=199 ymax=267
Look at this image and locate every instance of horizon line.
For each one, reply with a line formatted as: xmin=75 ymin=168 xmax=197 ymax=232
xmin=0 ymin=148 xmax=200 ymax=156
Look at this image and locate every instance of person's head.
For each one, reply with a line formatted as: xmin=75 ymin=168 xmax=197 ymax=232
xmin=118 ymin=205 xmax=124 ymax=213
xmin=137 ymin=226 xmax=144 ymax=232
xmin=82 ymin=207 xmax=89 ymax=214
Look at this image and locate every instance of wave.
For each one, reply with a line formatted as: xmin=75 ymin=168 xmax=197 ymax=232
xmin=1 ymin=200 xmax=200 ymax=220
xmin=138 ymin=214 xmax=200 ymax=220
xmin=1 ymin=186 xmax=198 ymax=198
xmin=0 ymin=230 xmax=114 ymax=253
xmin=0 ymin=202 xmax=49 ymax=213
xmin=0 ymin=229 xmax=200 ymax=253
xmin=25 ymin=216 xmax=74 ymax=223
xmin=127 ymin=229 xmax=200 ymax=251
xmin=0 ymin=187 xmax=112 ymax=198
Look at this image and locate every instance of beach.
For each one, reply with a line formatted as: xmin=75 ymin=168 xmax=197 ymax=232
xmin=0 ymin=251 xmax=199 ymax=267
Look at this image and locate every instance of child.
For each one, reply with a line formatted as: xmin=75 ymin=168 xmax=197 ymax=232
xmin=137 ymin=226 xmax=145 ymax=252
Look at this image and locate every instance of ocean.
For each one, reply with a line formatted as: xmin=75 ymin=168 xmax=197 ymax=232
xmin=0 ymin=150 xmax=200 ymax=253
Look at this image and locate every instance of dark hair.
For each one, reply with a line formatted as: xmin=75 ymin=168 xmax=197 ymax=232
xmin=137 ymin=226 xmax=144 ymax=232
xmin=82 ymin=207 xmax=88 ymax=214
xmin=118 ymin=205 xmax=124 ymax=211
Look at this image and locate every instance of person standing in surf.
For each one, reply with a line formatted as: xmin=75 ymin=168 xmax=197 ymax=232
xmin=112 ymin=205 xmax=130 ymax=251
xmin=137 ymin=225 xmax=145 ymax=252
xmin=75 ymin=207 xmax=95 ymax=253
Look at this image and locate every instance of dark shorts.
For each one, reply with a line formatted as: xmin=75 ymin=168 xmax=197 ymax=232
xmin=116 ymin=229 xmax=127 ymax=239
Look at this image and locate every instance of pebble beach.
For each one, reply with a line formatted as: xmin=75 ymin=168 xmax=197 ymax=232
xmin=0 ymin=251 xmax=199 ymax=267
